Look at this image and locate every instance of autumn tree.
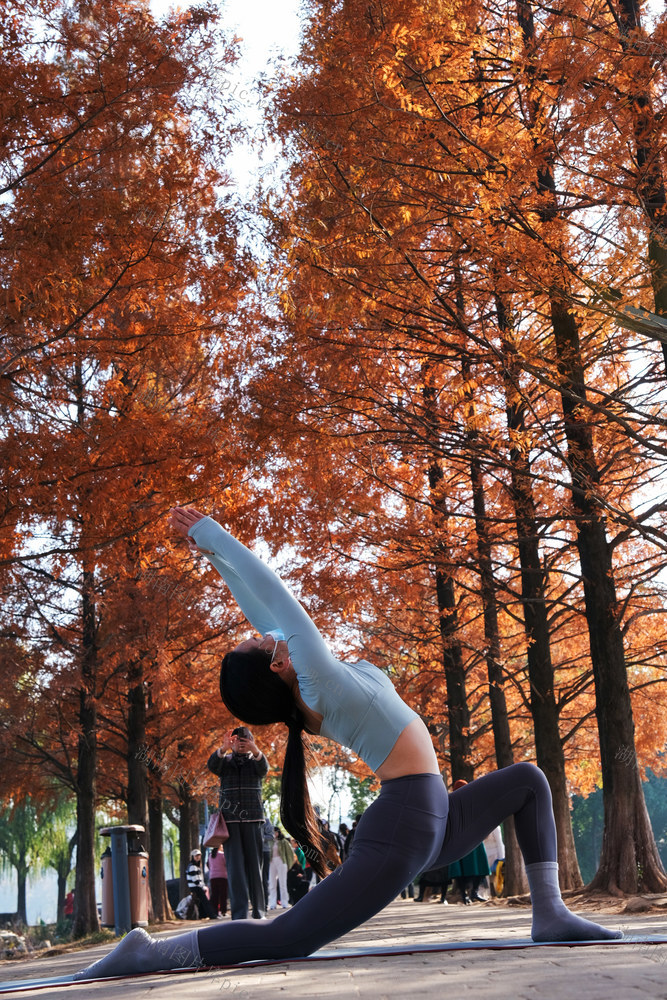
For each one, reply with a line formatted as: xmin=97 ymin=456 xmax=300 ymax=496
xmin=505 ymin=0 xmax=666 ymax=895
xmin=40 ymin=795 xmax=78 ymax=925
xmin=261 ymin=0 xmax=667 ymax=895
xmin=0 ymin=0 xmax=251 ymax=934
xmin=0 ymin=797 xmax=53 ymax=924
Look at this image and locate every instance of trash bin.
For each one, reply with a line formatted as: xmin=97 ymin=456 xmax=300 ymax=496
xmin=100 ymin=825 xmax=149 ymax=933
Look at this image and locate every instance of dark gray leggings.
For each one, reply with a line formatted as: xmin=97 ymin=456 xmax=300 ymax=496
xmin=198 ymin=762 xmax=555 ymax=966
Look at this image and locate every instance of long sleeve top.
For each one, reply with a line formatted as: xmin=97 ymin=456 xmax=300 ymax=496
xmin=206 ymin=749 xmax=268 ymax=823
xmin=273 ymin=836 xmax=296 ymax=868
xmin=186 ymin=862 xmax=205 ymax=890
xmin=189 ymin=516 xmax=417 ymax=772
xmin=294 ymin=845 xmax=306 ymax=871
xmin=262 ymin=817 xmax=275 ymax=851
xmin=208 ymin=849 xmax=228 ymax=879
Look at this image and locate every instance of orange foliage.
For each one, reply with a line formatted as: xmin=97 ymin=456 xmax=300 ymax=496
xmin=257 ymin=0 xmax=667 ymax=793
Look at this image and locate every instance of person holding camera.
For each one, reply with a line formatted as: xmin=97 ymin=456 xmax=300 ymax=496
xmin=207 ymin=727 xmax=269 ymax=920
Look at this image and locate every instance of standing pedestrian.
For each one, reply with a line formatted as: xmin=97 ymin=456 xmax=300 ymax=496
xmin=206 ymin=726 xmax=269 ymax=920
xmin=268 ymin=827 xmax=295 ymax=910
xmin=338 ymin=824 xmax=350 ymax=862
xmin=63 ymin=890 xmax=74 ymax=926
xmin=261 ymin=814 xmax=274 ymax=907
xmin=484 ymin=825 xmax=506 ymax=897
xmin=207 ymin=848 xmax=228 ymax=918
xmin=344 ymin=815 xmax=360 ymax=858
xmin=291 ymin=838 xmax=306 ymax=873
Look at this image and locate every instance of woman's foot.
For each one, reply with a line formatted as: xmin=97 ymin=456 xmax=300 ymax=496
xmin=74 ymin=927 xmax=201 ymax=980
xmin=531 ymin=901 xmax=623 ymax=943
xmin=527 ymin=863 xmax=622 ymax=942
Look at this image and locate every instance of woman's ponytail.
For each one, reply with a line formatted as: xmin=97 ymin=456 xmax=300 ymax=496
xmin=280 ymin=714 xmax=329 ymax=879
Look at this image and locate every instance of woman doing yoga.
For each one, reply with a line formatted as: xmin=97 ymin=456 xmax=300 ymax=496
xmin=77 ymin=507 xmax=621 ymax=980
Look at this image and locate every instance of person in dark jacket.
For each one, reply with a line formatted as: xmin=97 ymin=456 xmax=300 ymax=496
xmin=206 ymin=726 xmax=269 ymax=920
xmin=414 ymin=864 xmax=450 ymax=903
xmin=287 ymin=860 xmax=310 ymax=905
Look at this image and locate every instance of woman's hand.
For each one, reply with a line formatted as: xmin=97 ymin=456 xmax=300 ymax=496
xmin=169 ymin=506 xmax=213 ymax=553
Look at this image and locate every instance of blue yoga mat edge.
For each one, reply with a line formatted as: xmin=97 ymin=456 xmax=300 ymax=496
xmin=1 ymin=935 xmax=666 ymax=994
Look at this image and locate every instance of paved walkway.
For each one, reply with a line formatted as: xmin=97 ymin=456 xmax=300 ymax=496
xmin=0 ymin=898 xmax=665 ymax=999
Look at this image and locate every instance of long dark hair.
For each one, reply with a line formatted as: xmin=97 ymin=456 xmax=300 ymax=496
xmin=220 ymin=648 xmax=329 ymax=877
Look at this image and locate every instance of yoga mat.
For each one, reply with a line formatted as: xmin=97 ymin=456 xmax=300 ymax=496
xmin=1 ymin=935 xmax=665 ymax=993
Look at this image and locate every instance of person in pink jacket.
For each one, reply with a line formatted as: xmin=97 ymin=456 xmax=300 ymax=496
xmin=207 ymin=848 xmax=228 ymax=919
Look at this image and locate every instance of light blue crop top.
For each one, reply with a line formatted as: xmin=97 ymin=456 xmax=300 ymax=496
xmin=188 ymin=516 xmax=418 ymax=772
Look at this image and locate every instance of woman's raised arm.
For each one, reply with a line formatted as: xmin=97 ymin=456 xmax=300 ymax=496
xmin=169 ymin=507 xmax=337 ymax=675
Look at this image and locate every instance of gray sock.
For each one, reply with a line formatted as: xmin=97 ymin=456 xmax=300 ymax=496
xmin=73 ymin=927 xmax=202 ymax=980
xmin=527 ymin=862 xmax=622 ymax=942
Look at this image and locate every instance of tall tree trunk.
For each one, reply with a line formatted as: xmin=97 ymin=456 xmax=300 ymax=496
xmin=191 ymin=804 xmax=201 ymax=852
xmin=145 ymin=688 xmax=172 ymax=920
xmin=423 ymin=366 xmax=474 ymax=782
xmin=72 ymin=566 xmax=100 ymax=937
xmin=468 ymin=451 xmax=513 ymax=767
xmin=495 ymin=288 xmax=582 ymax=889
xmin=125 ymin=541 xmax=152 ymax=915
xmin=127 ymin=656 xmax=151 ymax=918
xmin=72 ymin=363 xmax=100 ymax=938
xmin=127 ymin=661 xmax=148 ymax=831
xmin=178 ymin=785 xmax=196 ymax=898
xmin=16 ymin=862 xmax=27 ymax=925
xmin=615 ymin=0 xmax=667 ymax=373
xmin=551 ymin=294 xmax=666 ymax=893
xmin=434 ymin=566 xmax=474 ymax=783
xmin=461 ymin=344 xmax=527 ymax=894
xmin=467 ymin=439 xmax=527 ymax=895
xmin=56 ymin=868 xmax=68 ymax=925
xmin=126 ymin=540 xmax=149 ymax=833
xmin=148 ymin=794 xmax=172 ymax=922
xmin=55 ymin=832 xmax=76 ymax=924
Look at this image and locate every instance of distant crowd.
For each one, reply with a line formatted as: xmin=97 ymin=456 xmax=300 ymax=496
xmin=175 ymin=728 xmax=506 ymax=921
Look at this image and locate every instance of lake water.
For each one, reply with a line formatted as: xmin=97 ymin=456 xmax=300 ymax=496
xmin=0 ymin=871 xmax=81 ymax=926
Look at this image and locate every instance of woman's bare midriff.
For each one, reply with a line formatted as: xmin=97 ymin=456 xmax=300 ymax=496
xmin=295 ymin=693 xmax=439 ymax=781
xmin=375 ymin=717 xmax=440 ymax=780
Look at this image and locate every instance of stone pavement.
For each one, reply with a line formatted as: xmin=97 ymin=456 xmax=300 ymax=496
xmin=0 ymin=898 xmax=665 ymax=1000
